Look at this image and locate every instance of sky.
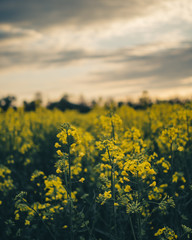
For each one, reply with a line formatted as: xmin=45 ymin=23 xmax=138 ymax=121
xmin=0 ymin=0 xmax=192 ymax=104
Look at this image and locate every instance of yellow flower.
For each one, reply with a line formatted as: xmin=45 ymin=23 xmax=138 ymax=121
xmin=177 ymin=146 xmax=184 ymax=151
xmin=150 ymin=181 xmax=156 ymax=187
xmin=62 ymin=225 xmax=68 ymax=229
xmin=119 ymin=178 xmax=124 ymax=183
xmin=25 ymin=220 xmax=30 ymax=225
xmin=181 ymin=176 xmax=186 ymax=183
xmin=162 ymin=162 xmax=169 ymax=170
xmin=103 ymin=191 xmax=112 ymax=199
xmin=123 ymin=177 xmax=130 ymax=182
xmin=100 ymin=173 xmax=105 ymax=178
xmin=124 ymin=185 xmax=132 ymax=192
xmin=79 ymin=152 xmax=85 ymax=157
xmin=154 ymin=227 xmax=165 ymax=236
xmin=115 ymin=183 xmax=121 ymax=190
xmin=55 ymin=142 xmax=61 ymax=148
xmin=50 ymin=208 xmax=55 ymax=213
xmin=56 ymin=168 xmax=62 ymax=174
xmin=79 ymin=178 xmax=85 ymax=183
xmin=121 ymin=170 xmax=128 ymax=176
xmin=172 ymin=172 xmax=179 ymax=183
xmin=15 ymin=213 xmax=20 ymax=220
xmin=57 ymin=150 xmax=63 ymax=157
xmin=148 ymin=169 xmax=156 ymax=175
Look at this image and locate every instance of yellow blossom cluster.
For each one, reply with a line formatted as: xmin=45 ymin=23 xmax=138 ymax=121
xmin=154 ymin=226 xmax=178 ymax=240
xmin=0 ymin=165 xmax=14 ymax=196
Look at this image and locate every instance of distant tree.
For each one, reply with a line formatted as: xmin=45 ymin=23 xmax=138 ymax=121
xmin=23 ymin=100 xmax=36 ymax=111
xmin=23 ymin=92 xmax=43 ymax=111
xmin=47 ymin=95 xmax=91 ymax=113
xmin=139 ymin=90 xmax=152 ymax=109
xmin=91 ymin=100 xmax=97 ymax=108
xmin=62 ymin=94 xmax=70 ymax=101
xmin=34 ymin=92 xmax=42 ymax=107
xmin=118 ymin=101 xmax=124 ymax=108
xmin=0 ymin=95 xmax=16 ymax=111
xmin=79 ymin=94 xmax=86 ymax=105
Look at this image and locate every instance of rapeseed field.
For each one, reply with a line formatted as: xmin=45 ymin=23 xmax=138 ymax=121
xmin=0 ymin=104 xmax=192 ymax=240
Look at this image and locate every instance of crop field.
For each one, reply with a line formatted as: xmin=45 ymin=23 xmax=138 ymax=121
xmin=0 ymin=103 xmax=192 ymax=240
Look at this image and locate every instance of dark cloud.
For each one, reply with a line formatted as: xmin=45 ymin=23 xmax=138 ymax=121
xmin=45 ymin=49 xmax=113 ymax=64
xmin=0 ymin=0 xmax=165 ymax=30
xmin=0 ymin=31 xmax=24 ymax=40
xmin=1 ymin=33 xmax=192 ymax=91
xmin=89 ymin=42 xmax=192 ymax=89
xmin=0 ymin=49 xmax=81 ymax=69
xmin=0 ymin=28 xmax=31 ymax=42
xmin=0 ymin=48 xmax=114 ymax=69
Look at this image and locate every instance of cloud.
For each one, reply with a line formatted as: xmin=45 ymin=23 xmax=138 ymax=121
xmin=0 ymin=0 xmax=171 ymax=31
xmin=0 ymin=47 xmax=115 ymax=71
xmin=0 ymin=29 xmax=25 ymax=40
xmin=0 ymin=24 xmax=42 ymax=47
xmin=87 ymin=42 xmax=192 ymax=90
xmin=1 ymin=40 xmax=192 ymax=91
xmin=0 ymin=0 xmax=192 ymax=100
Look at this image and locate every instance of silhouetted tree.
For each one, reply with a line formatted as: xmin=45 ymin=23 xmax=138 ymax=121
xmin=0 ymin=95 xmax=16 ymax=111
xmin=47 ymin=95 xmax=91 ymax=113
xmin=23 ymin=92 xmax=43 ymax=111
xmin=23 ymin=100 xmax=36 ymax=111
xmin=34 ymin=92 xmax=42 ymax=107
xmin=139 ymin=90 xmax=152 ymax=109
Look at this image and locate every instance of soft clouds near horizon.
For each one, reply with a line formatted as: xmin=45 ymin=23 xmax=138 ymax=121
xmin=0 ymin=0 xmax=192 ymax=103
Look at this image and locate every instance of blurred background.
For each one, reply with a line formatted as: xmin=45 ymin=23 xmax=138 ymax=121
xmin=0 ymin=0 xmax=192 ymax=105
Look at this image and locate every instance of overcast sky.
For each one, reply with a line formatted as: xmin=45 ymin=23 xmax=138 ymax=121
xmin=0 ymin=0 xmax=192 ymax=103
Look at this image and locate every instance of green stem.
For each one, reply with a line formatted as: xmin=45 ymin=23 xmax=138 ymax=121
xmin=136 ymin=160 xmax=142 ymax=240
xmin=69 ymin=157 xmax=74 ymax=240
xmin=129 ymin=216 xmax=137 ymax=240
xmin=108 ymin=147 xmax=117 ymax=239
xmin=21 ymin=199 xmax=56 ymax=240
xmin=170 ymin=141 xmax=174 ymax=176
xmin=67 ymin=132 xmax=74 ymax=240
